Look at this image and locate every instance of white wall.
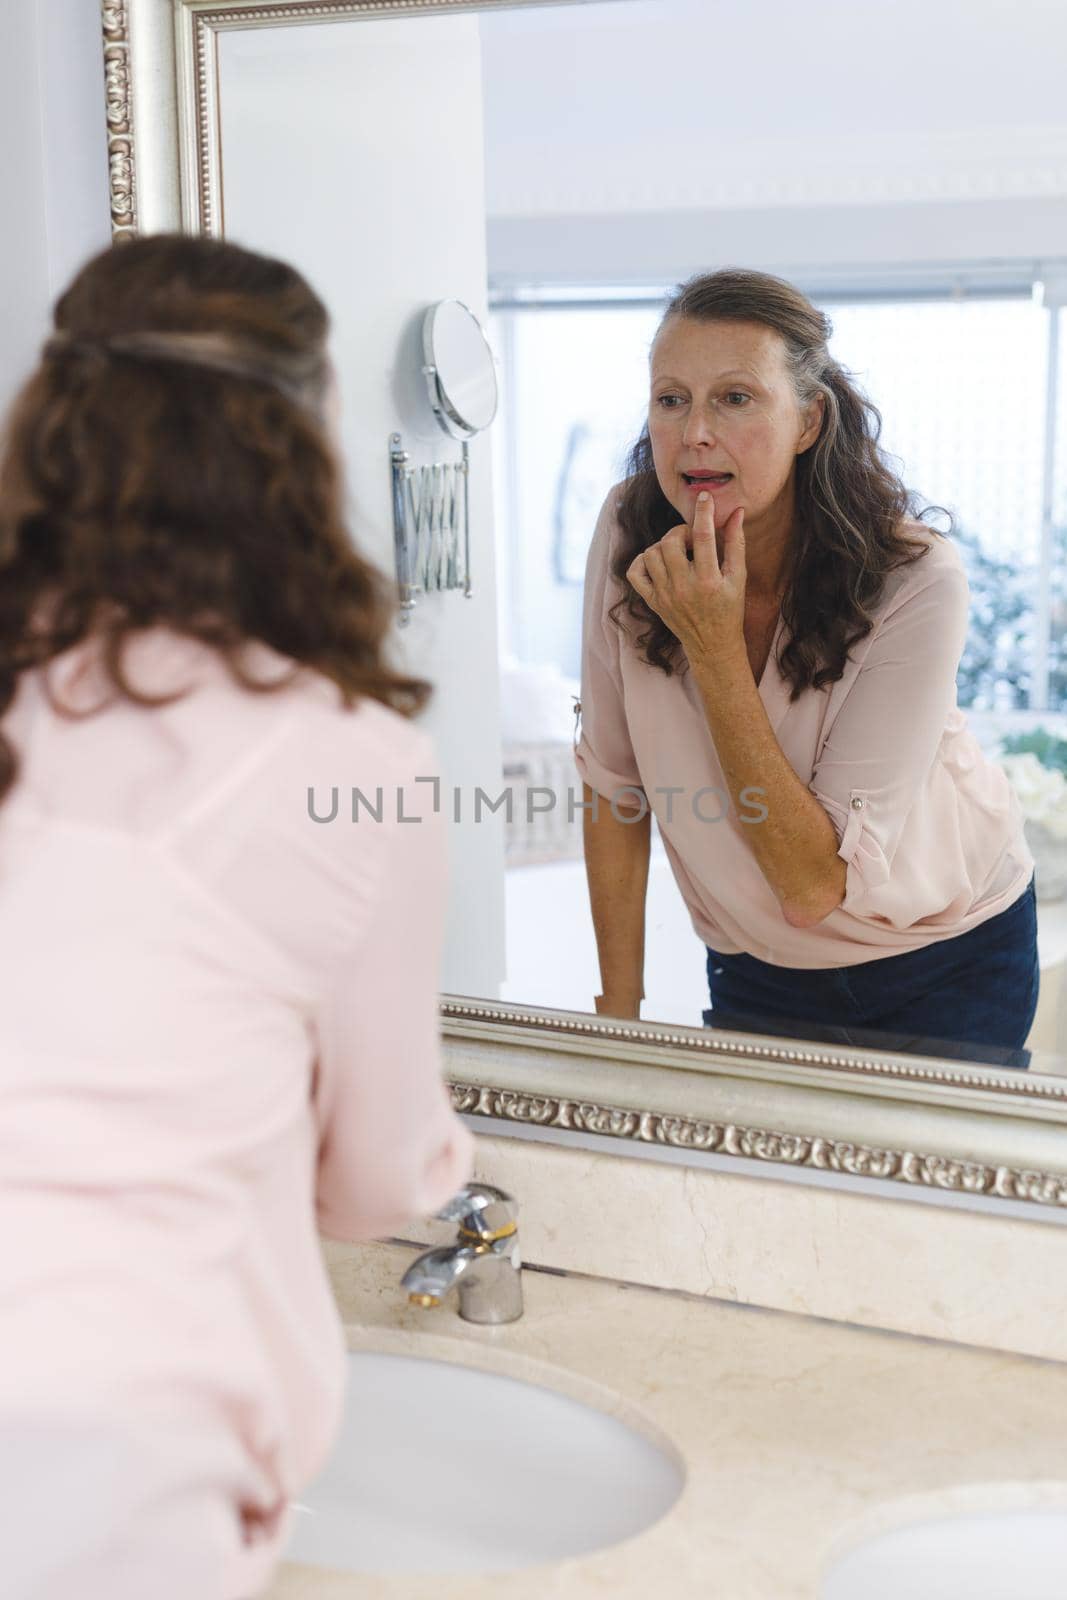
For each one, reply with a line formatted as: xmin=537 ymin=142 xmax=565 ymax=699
xmin=0 ymin=1 xmax=49 ymax=417
xmin=218 ymin=16 xmax=506 ymax=998
xmin=0 ymin=0 xmax=110 ymax=420
xmin=481 ymin=0 xmax=1067 ymax=284
xmin=487 ymin=197 xmax=1067 ymax=288
xmin=2 ymin=5 xmax=505 ymax=998
xmin=36 ymin=0 xmax=112 ymax=297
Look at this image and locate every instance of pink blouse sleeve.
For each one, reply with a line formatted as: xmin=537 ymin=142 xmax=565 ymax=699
xmin=807 ymin=542 xmax=971 ymax=924
xmin=310 ymin=749 xmax=474 ymax=1243
xmin=573 ymin=488 xmax=647 ymax=805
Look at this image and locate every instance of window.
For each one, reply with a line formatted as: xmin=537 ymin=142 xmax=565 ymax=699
xmin=490 ymin=281 xmax=1067 ymax=712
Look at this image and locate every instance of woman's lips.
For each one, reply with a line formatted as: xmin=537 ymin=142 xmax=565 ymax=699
xmin=682 ymin=472 xmax=732 ymax=489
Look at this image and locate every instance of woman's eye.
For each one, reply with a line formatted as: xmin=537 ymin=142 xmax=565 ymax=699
xmin=723 ymin=391 xmax=751 ymax=407
xmin=654 ymin=394 xmax=685 ymax=409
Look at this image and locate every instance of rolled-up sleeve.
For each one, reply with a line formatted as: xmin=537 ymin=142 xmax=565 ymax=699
xmin=573 ymin=489 xmax=647 ymax=805
xmin=808 ymin=546 xmax=971 ymax=924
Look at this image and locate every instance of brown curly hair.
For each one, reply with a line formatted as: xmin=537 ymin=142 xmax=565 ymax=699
xmin=612 ymin=268 xmax=949 ymax=700
xmin=0 ymin=232 xmax=430 ymax=808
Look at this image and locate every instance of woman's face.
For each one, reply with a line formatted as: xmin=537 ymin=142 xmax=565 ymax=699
xmin=647 ymin=316 xmax=823 ymax=530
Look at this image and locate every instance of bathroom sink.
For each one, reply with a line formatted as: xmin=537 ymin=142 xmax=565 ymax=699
xmin=821 ymin=1507 xmax=1067 ymax=1599
xmin=284 ymin=1349 xmax=684 ymax=1574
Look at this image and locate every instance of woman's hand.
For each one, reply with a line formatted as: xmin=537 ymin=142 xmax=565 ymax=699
xmin=626 ymin=491 xmax=746 ymax=668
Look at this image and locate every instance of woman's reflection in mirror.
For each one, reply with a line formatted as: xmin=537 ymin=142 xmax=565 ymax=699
xmin=575 ymin=268 xmax=1037 ymax=1062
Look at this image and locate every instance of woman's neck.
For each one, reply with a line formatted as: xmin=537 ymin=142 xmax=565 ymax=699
xmin=739 ymin=491 xmax=797 ymax=604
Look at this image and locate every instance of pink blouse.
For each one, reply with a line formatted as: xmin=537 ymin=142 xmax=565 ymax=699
xmin=0 ymin=628 xmax=473 ymax=1594
xmin=575 ymin=486 xmax=1034 ymax=968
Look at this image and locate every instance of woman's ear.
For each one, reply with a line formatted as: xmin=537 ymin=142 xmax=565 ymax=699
xmin=796 ymin=391 xmax=825 ymax=455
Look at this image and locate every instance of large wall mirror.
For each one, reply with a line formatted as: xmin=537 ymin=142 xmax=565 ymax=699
xmin=106 ymin=0 xmax=1067 ymax=1205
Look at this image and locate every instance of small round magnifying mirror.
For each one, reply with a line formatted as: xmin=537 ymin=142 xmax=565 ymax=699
xmin=422 ymin=300 xmax=498 ymax=440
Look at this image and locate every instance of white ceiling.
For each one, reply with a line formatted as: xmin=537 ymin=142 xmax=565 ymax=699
xmin=479 ymin=0 xmax=1067 ymax=214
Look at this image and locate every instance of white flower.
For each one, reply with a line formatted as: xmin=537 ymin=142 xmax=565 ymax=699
xmin=999 ymin=752 xmax=1067 ymax=840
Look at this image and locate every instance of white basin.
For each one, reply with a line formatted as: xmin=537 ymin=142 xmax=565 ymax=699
xmin=822 ymin=1508 xmax=1067 ymax=1599
xmin=284 ymin=1350 xmax=684 ymax=1574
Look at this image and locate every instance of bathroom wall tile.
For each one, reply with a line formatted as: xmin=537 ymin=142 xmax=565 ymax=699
xmin=415 ymin=1135 xmax=1067 ymax=1360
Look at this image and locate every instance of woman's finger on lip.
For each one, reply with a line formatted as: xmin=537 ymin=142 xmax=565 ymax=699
xmin=692 ymin=490 xmax=717 ymax=533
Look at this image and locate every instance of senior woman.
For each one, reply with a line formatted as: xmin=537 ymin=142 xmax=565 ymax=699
xmin=575 ymin=268 xmax=1037 ymax=1052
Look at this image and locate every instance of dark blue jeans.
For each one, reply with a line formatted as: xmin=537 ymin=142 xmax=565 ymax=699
xmin=703 ymin=874 xmax=1039 ymax=1067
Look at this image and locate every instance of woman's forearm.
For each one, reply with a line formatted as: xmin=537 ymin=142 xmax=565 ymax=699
xmin=581 ymin=781 xmax=651 ymax=1013
xmin=689 ymin=649 xmax=846 ymax=927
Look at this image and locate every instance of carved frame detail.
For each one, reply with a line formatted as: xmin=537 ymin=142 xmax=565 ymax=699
xmin=440 ymin=997 xmax=1067 ymax=1103
xmin=449 ymin=1080 xmax=1067 ymax=1210
xmin=101 ymin=2 xmax=136 ymax=237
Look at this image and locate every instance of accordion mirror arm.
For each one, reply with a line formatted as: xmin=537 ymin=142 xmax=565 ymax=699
xmin=390 ymin=430 xmax=472 ymax=627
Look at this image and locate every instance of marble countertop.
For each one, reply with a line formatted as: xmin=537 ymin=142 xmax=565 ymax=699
xmin=267 ymin=1241 xmax=1067 ymax=1599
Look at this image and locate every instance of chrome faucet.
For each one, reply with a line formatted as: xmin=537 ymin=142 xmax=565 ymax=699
xmin=401 ymin=1182 xmax=523 ymax=1325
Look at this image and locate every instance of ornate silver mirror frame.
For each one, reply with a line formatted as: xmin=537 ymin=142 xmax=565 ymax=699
xmin=100 ymin=0 xmax=1067 ymax=1211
